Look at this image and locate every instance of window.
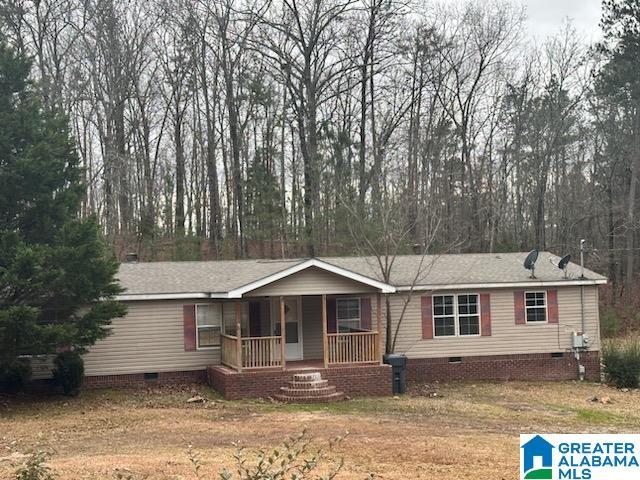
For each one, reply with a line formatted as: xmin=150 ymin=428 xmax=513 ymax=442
xmin=433 ymin=295 xmax=455 ymax=337
xmin=525 ymin=291 xmax=547 ymax=322
xmin=457 ymin=294 xmax=480 ymax=335
xmin=336 ymin=298 xmax=361 ymax=332
xmin=433 ymin=294 xmax=480 ymax=337
xmin=196 ymin=304 xmax=222 ymax=348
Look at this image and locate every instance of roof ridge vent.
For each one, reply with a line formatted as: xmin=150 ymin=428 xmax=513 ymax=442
xmin=256 ymin=258 xmax=304 ymax=264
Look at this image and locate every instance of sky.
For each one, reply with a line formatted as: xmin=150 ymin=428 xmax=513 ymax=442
xmin=522 ymin=0 xmax=602 ymax=42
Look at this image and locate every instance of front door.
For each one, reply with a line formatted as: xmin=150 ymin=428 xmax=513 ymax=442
xmin=273 ymin=297 xmax=303 ymax=360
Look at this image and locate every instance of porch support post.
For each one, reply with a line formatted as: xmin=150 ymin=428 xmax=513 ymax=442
xmin=377 ymin=292 xmax=383 ymax=364
xmin=322 ymin=294 xmax=328 ymax=368
xmin=235 ymin=300 xmax=242 ymax=372
xmin=279 ymin=296 xmax=286 ymax=370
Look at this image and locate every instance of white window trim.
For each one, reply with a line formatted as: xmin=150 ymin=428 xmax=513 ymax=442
xmin=195 ymin=303 xmax=222 ymax=350
xmin=336 ymin=297 xmax=362 ymax=332
xmin=524 ymin=290 xmax=548 ymax=324
xmin=432 ymin=293 xmax=482 ymax=338
xmin=456 ymin=294 xmax=482 ymax=337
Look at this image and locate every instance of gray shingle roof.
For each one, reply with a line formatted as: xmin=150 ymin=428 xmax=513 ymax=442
xmin=321 ymin=252 xmax=605 ymax=287
xmin=116 ymin=251 xmax=606 ymax=296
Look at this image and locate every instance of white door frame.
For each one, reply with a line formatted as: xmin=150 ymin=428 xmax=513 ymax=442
xmin=271 ymin=296 xmax=303 ymax=361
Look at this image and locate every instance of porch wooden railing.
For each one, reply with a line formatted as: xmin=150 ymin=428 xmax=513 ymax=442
xmin=222 ymin=334 xmax=283 ymax=370
xmin=241 ymin=336 xmax=282 ymax=369
xmin=327 ymin=331 xmax=379 ymax=365
xmin=221 ymin=334 xmax=238 ymax=369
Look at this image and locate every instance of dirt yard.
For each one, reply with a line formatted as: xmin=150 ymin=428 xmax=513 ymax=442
xmin=1 ymin=381 xmax=638 ymax=479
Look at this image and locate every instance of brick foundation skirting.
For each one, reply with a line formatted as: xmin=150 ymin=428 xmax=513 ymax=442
xmin=207 ymin=364 xmax=393 ymax=400
xmin=406 ymin=351 xmax=601 ymax=383
xmin=7 ymin=351 xmax=600 ymax=395
xmin=83 ymin=369 xmax=208 ymax=389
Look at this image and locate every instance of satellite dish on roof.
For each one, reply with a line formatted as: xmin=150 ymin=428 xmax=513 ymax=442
xmin=558 ymin=254 xmax=571 ymax=279
xmin=524 ymin=249 xmax=539 ymax=279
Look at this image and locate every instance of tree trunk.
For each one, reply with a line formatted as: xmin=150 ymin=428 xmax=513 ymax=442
xmin=174 ymin=116 xmax=185 ymax=236
xmin=625 ymin=107 xmax=640 ymax=287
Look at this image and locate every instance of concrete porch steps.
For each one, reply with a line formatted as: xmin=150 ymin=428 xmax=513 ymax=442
xmin=273 ymin=372 xmax=345 ymax=403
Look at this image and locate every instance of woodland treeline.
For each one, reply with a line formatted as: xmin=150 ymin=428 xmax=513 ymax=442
xmin=1 ymin=0 xmax=639 ymax=290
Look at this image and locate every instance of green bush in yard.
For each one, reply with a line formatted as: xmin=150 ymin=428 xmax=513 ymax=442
xmin=0 ymin=358 xmax=32 ymax=391
xmin=187 ymin=430 xmax=375 ymax=480
xmin=14 ymin=450 xmax=56 ymax=480
xmin=52 ymin=351 xmax=84 ymax=396
xmin=602 ymin=337 xmax=640 ymax=388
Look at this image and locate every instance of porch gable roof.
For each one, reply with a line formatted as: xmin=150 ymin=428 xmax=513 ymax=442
xmin=115 ymin=257 xmax=396 ymax=301
xmin=226 ymin=258 xmax=396 ymax=297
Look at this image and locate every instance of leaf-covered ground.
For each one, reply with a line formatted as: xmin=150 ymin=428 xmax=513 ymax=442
xmin=1 ymin=381 xmax=638 ymax=479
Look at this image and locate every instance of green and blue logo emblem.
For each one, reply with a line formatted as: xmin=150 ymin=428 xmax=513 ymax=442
xmin=521 ymin=435 xmax=554 ymax=479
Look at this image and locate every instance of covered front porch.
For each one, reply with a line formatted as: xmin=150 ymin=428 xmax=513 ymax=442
xmin=219 ymin=293 xmax=384 ymax=372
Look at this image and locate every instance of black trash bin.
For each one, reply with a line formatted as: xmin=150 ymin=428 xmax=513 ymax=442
xmin=384 ymin=353 xmax=407 ymax=394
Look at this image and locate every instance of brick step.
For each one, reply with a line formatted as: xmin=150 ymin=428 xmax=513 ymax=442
xmin=292 ymin=372 xmax=322 ymax=382
xmin=273 ymin=392 xmax=345 ymax=404
xmin=279 ymin=385 xmax=337 ymax=397
xmin=287 ymin=380 xmax=329 ymax=390
xmin=273 ymin=371 xmax=345 ymax=404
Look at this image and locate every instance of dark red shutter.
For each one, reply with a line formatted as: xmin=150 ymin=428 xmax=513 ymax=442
xmin=327 ymin=297 xmax=337 ymax=333
xmin=360 ymin=297 xmax=372 ymax=331
xmin=480 ymin=293 xmax=491 ymax=336
xmin=547 ymin=289 xmax=559 ymax=324
xmin=514 ymin=290 xmax=526 ymax=325
xmin=183 ymin=304 xmax=197 ymax=351
xmin=249 ymin=301 xmax=261 ymax=336
xmin=421 ymin=296 xmax=433 ymax=339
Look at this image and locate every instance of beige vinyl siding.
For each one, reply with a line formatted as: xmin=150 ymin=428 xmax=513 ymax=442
xmin=385 ymin=286 xmax=600 ymax=358
xmin=76 ymin=284 xmax=599 ymax=378
xmin=29 ymin=355 xmax=55 ymax=380
xmin=83 ymin=300 xmax=220 ymax=376
xmin=301 ymin=296 xmax=323 ymax=359
xmin=246 ymin=267 xmax=377 ymax=296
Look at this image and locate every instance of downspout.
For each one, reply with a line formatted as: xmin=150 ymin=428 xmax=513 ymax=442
xmin=580 ymin=239 xmax=586 ymax=333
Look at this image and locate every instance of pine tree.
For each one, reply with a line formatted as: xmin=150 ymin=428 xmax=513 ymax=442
xmin=0 ymin=38 xmax=126 ymax=388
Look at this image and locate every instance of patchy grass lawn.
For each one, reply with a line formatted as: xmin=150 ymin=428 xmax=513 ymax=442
xmin=1 ymin=381 xmax=638 ymax=479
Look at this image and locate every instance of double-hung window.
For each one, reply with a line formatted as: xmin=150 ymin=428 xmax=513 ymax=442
xmin=457 ymin=294 xmax=480 ymax=335
xmin=336 ymin=298 xmax=361 ymax=332
xmin=433 ymin=294 xmax=480 ymax=337
xmin=433 ymin=295 xmax=456 ymax=336
xmin=525 ymin=291 xmax=547 ymax=323
xmin=196 ymin=304 xmax=222 ymax=348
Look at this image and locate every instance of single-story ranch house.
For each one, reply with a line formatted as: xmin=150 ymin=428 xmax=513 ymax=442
xmin=36 ymin=251 xmax=606 ymax=400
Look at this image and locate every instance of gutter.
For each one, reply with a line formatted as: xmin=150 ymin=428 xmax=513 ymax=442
xmin=115 ymin=279 xmax=606 ymax=301
xmin=395 ymin=279 xmax=607 ymax=292
xmin=115 ymin=292 xmax=220 ymax=301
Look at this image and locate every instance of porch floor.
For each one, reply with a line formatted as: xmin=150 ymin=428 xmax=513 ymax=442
xmin=214 ymin=359 xmax=381 ymax=373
